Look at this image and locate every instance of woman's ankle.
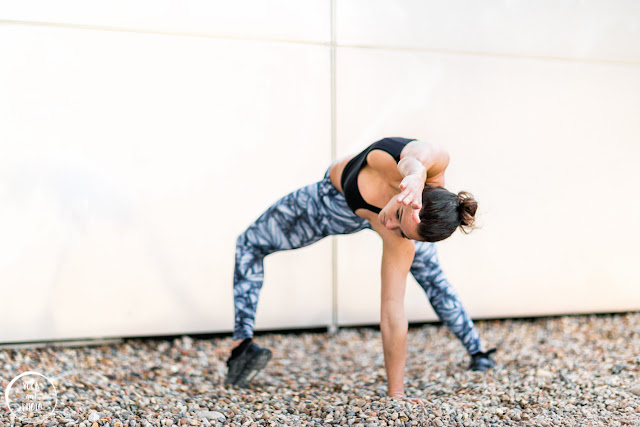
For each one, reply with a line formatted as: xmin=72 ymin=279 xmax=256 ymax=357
xmin=231 ymin=337 xmax=252 ymax=351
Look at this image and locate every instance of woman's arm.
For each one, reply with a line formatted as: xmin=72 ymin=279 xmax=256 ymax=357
xmin=365 ymin=219 xmax=430 ymax=404
xmin=370 ymin=219 xmax=416 ymax=397
xmin=380 ymin=239 xmax=413 ymax=397
xmin=396 ymin=140 xmax=450 ymax=222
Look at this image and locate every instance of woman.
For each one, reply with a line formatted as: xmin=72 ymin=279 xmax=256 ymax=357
xmin=224 ymin=137 xmax=496 ymax=403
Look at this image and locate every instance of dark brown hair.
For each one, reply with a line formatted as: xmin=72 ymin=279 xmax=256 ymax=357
xmin=416 ymin=186 xmax=478 ymax=242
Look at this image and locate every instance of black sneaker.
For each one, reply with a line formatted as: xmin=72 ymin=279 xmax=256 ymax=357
xmin=224 ymin=339 xmax=272 ymax=387
xmin=469 ymin=347 xmax=497 ymax=371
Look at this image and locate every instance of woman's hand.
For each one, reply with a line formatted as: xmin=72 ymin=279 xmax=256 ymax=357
xmin=397 ymin=173 xmax=425 ymax=224
xmin=388 ymin=393 xmax=431 ymax=405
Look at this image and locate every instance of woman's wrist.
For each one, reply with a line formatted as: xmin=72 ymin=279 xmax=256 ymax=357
xmin=397 ymin=157 xmax=426 ymax=180
xmin=387 ymin=390 xmax=405 ymax=398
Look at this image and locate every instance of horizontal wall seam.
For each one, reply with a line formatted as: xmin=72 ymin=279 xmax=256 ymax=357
xmin=0 ymin=19 xmax=330 ymax=47
xmin=2 ymin=19 xmax=639 ymax=66
xmin=339 ymin=42 xmax=640 ymax=66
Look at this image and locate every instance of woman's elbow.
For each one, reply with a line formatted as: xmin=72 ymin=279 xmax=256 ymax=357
xmin=381 ymin=302 xmax=406 ymax=325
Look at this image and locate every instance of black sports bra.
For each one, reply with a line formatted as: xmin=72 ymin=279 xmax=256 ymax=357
xmin=340 ymin=137 xmax=417 ymax=214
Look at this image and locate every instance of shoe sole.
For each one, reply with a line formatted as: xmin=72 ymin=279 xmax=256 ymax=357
xmin=225 ymin=348 xmax=272 ymax=388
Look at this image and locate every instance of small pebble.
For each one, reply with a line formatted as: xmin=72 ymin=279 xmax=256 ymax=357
xmin=628 ymin=386 xmax=640 ymax=396
xmin=196 ymin=411 xmax=225 ymax=422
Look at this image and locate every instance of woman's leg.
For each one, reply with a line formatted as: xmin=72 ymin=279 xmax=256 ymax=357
xmin=410 ymin=241 xmax=482 ymax=355
xmin=233 ymin=168 xmax=370 ymax=341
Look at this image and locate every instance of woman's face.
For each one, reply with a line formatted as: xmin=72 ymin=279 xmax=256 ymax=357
xmin=378 ymin=196 xmax=422 ymax=240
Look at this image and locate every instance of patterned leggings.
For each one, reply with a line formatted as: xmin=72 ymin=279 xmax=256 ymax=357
xmin=233 ymin=167 xmax=482 ymax=355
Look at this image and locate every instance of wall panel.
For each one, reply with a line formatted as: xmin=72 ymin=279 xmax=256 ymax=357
xmin=0 ymin=24 xmax=333 ymax=342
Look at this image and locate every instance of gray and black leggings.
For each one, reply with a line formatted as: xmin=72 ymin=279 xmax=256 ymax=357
xmin=232 ymin=167 xmax=482 ymax=355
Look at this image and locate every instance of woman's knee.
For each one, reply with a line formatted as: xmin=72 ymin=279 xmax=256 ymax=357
xmin=235 ymin=230 xmax=268 ymax=260
xmin=235 ymin=231 xmax=248 ymax=249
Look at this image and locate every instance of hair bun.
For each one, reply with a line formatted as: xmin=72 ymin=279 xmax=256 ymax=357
xmin=457 ymin=191 xmax=478 ymax=230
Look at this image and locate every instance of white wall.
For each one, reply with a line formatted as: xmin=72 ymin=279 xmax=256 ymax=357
xmin=1 ymin=1 xmax=639 ymax=343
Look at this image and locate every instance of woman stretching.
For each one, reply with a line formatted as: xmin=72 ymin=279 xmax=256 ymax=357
xmin=224 ymin=137 xmax=496 ymax=403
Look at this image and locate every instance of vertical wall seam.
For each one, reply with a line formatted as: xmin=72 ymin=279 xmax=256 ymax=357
xmin=330 ymin=0 xmax=338 ymax=334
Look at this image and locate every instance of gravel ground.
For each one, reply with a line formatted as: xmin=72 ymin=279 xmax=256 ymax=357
xmin=1 ymin=312 xmax=639 ymax=427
